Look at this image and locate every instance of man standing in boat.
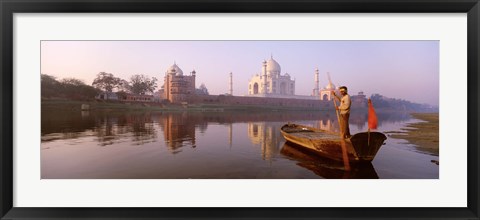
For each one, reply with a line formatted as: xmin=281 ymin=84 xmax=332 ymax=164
xmin=332 ymin=86 xmax=351 ymax=139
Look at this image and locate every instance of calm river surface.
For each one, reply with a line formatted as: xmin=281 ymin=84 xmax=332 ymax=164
xmin=41 ymin=110 xmax=439 ymax=179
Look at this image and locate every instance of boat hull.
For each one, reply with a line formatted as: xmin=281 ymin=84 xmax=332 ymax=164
xmin=280 ymin=123 xmax=387 ymax=162
xmin=280 ymin=142 xmax=379 ymax=178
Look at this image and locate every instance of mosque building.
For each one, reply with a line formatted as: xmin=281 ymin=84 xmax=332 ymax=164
xmin=311 ymin=69 xmax=337 ymax=101
xmin=248 ymin=56 xmax=296 ymax=98
xmin=319 ymin=80 xmax=337 ymax=101
xmin=160 ymin=62 xmax=196 ymax=103
xmin=315 ymin=72 xmax=367 ymax=107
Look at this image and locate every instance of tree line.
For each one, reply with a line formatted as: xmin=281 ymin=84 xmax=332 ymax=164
xmin=92 ymin=72 xmax=157 ymax=95
xmin=41 ymin=72 xmax=158 ymax=100
xmin=41 ymin=74 xmax=100 ymax=100
xmin=370 ymin=93 xmax=437 ymax=112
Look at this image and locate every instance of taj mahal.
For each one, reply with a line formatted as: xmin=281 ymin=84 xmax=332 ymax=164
xmin=248 ymin=56 xmax=295 ymax=98
xmin=247 ymin=56 xmax=337 ymax=101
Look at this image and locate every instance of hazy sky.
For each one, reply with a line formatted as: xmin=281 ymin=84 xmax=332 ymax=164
xmin=41 ymin=41 xmax=439 ymax=106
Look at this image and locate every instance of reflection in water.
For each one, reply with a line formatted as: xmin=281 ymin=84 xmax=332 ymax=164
xmin=94 ymin=113 xmax=157 ymax=146
xmin=41 ymin=111 xmax=159 ymax=146
xmin=280 ymin=142 xmax=378 ymax=179
xmin=81 ymin=111 xmax=90 ymax=118
xmin=309 ymin=111 xmax=413 ymax=134
xmin=228 ymin=124 xmax=233 ymax=148
xmin=126 ymin=113 xmax=157 ymax=145
xmin=41 ymin=110 xmax=437 ymax=179
xmin=93 ymin=115 xmax=118 ymax=146
xmin=41 ymin=109 xmax=96 ymax=141
xmin=157 ymin=112 xmax=197 ymax=154
xmin=248 ymin=122 xmax=283 ymax=160
xmin=314 ymin=119 xmax=337 ymax=132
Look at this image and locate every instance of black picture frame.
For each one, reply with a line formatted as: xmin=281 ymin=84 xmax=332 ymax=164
xmin=1 ymin=0 xmax=479 ymax=219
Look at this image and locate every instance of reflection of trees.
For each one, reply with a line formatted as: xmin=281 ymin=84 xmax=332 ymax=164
xmin=376 ymin=111 xmax=412 ymax=123
xmin=94 ymin=115 xmax=118 ymax=146
xmin=349 ymin=112 xmax=366 ymax=131
xmin=314 ymin=111 xmax=413 ymax=133
xmin=93 ymin=112 xmax=157 ymax=146
xmin=41 ymin=110 xmax=160 ymax=146
xmin=351 ymin=110 xmax=412 ymax=131
xmin=41 ymin=109 xmax=96 ymax=142
xmin=125 ymin=113 xmax=157 ymax=145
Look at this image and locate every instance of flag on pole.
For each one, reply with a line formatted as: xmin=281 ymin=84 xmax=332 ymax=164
xmin=368 ymin=98 xmax=378 ymax=130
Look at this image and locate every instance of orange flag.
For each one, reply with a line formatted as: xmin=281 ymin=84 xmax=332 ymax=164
xmin=368 ymin=98 xmax=378 ymax=130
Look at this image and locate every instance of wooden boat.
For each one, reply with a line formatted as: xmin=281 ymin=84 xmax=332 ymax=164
xmin=280 ymin=123 xmax=387 ymax=163
xmin=280 ymin=142 xmax=379 ymax=179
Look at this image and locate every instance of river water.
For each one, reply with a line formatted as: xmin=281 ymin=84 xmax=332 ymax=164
xmin=41 ymin=110 xmax=439 ymax=179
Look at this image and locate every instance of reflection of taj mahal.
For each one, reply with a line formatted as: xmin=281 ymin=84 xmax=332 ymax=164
xmin=314 ymin=119 xmax=338 ymax=133
xmin=247 ymin=122 xmax=282 ymax=160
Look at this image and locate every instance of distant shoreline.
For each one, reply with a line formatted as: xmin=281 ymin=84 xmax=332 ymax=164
xmin=388 ymin=113 xmax=439 ymax=156
xmin=41 ymin=99 xmax=327 ymax=112
xmin=41 ymin=98 xmax=438 ymax=113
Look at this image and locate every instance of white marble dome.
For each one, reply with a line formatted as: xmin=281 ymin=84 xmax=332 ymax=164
xmin=266 ymin=57 xmax=281 ymax=74
xmin=167 ymin=63 xmax=183 ymax=76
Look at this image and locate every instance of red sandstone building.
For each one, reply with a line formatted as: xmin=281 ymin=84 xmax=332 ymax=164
xmin=160 ymin=62 xmax=196 ymax=103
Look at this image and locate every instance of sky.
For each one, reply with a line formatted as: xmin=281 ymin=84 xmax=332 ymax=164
xmin=41 ymin=41 xmax=439 ymax=106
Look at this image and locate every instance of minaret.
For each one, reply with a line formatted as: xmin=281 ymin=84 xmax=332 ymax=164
xmin=191 ymin=69 xmax=196 ymax=94
xmin=314 ymin=67 xmax=320 ymax=96
xmin=262 ymin=60 xmax=267 ymax=94
xmin=229 ymin=72 xmax=233 ymax=96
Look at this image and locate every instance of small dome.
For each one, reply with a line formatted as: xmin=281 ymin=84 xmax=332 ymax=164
xmin=325 ymin=82 xmax=335 ymax=90
xmin=167 ymin=63 xmax=183 ymax=76
xmin=266 ymin=56 xmax=281 ymax=74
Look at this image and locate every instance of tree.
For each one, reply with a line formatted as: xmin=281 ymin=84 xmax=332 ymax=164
xmin=60 ymin=78 xmax=100 ymax=100
xmin=41 ymin=74 xmax=99 ymax=100
xmin=61 ymin=78 xmax=85 ymax=86
xmin=92 ymin=72 xmax=121 ymax=92
xmin=129 ymin=74 xmax=158 ymax=95
xmin=117 ymin=79 xmax=131 ymax=92
xmin=41 ymin=74 xmax=61 ymax=98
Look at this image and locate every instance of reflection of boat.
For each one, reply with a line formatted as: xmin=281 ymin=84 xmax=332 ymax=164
xmin=280 ymin=123 xmax=387 ymax=163
xmin=280 ymin=142 xmax=379 ymax=179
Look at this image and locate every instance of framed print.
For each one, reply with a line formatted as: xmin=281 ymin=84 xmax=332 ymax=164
xmin=1 ymin=0 xmax=479 ymax=219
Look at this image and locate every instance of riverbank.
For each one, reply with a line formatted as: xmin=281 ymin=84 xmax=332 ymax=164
xmin=388 ymin=113 xmax=439 ymax=156
xmin=41 ymin=99 xmax=326 ymax=112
